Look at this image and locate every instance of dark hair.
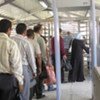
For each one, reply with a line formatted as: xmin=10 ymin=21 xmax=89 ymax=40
xmin=27 ymin=29 xmax=34 ymax=38
xmin=0 ymin=19 xmax=12 ymax=33
xmin=33 ymin=24 xmax=42 ymax=33
xmin=16 ymin=23 xmax=27 ymax=34
xmin=59 ymin=28 xmax=62 ymax=33
xmin=67 ymin=31 xmax=71 ymax=35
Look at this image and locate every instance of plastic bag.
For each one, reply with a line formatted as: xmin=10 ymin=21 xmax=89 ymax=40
xmin=44 ymin=65 xmax=56 ymax=84
xmin=61 ymin=58 xmax=72 ymax=71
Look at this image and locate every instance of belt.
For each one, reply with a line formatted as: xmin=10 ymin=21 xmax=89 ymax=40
xmin=0 ymin=73 xmax=12 ymax=76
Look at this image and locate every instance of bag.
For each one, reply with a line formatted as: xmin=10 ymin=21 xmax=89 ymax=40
xmin=45 ymin=65 xmax=56 ymax=84
xmin=68 ymin=39 xmax=73 ymax=53
xmin=61 ymin=59 xmax=72 ymax=71
xmin=68 ymin=46 xmax=72 ymax=53
xmin=14 ymin=94 xmax=21 ymax=100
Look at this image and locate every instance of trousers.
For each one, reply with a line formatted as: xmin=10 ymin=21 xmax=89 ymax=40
xmin=0 ymin=73 xmax=19 ymax=100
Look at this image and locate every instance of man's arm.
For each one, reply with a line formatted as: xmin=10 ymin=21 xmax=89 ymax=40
xmin=26 ymin=42 xmax=37 ymax=75
xmin=10 ymin=41 xmax=24 ymax=92
xmin=35 ymin=42 xmax=42 ymax=75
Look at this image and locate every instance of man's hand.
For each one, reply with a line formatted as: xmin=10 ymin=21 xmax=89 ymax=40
xmin=37 ymin=68 xmax=42 ymax=76
xmin=33 ymin=72 xmax=37 ymax=77
xmin=63 ymin=55 xmax=67 ymax=60
xmin=19 ymin=84 xmax=23 ymax=92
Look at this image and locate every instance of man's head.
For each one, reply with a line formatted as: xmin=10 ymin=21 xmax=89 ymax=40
xmin=33 ymin=24 xmax=42 ymax=34
xmin=59 ymin=28 xmax=63 ymax=36
xmin=0 ymin=19 xmax=12 ymax=36
xmin=59 ymin=28 xmax=62 ymax=33
xmin=27 ymin=29 xmax=34 ymax=39
xmin=67 ymin=31 xmax=71 ymax=35
xmin=16 ymin=23 xmax=27 ymax=36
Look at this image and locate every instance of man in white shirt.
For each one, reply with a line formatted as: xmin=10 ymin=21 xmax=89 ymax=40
xmin=27 ymin=29 xmax=42 ymax=75
xmin=12 ymin=23 xmax=36 ymax=100
xmin=27 ymin=29 xmax=42 ymax=99
xmin=0 ymin=19 xmax=23 ymax=100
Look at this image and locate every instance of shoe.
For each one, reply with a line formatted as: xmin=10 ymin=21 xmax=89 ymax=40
xmin=36 ymin=94 xmax=46 ymax=99
xmin=48 ymin=85 xmax=56 ymax=91
xmin=48 ymin=87 xmax=56 ymax=91
xmin=61 ymin=80 xmax=67 ymax=83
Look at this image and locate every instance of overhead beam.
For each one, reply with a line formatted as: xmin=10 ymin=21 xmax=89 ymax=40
xmin=0 ymin=14 xmax=14 ymax=20
xmin=59 ymin=16 xmax=89 ymax=21
xmin=10 ymin=3 xmax=41 ymax=20
xmin=96 ymin=4 xmax=100 ymax=10
xmin=59 ymin=19 xmax=89 ymax=23
xmin=22 ymin=17 xmax=89 ymax=25
xmin=58 ymin=6 xmax=90 ymax=12
xmin=85 ymin=10 xmax=88 ymax=17
xmin=69 ymin=12 xmax=84 ymax=17
xmin=0 ymin=0 xmax=15 ymax=7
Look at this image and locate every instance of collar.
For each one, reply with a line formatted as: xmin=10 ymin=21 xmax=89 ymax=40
xmin=0 ymin=33 xmax=9 ymax=38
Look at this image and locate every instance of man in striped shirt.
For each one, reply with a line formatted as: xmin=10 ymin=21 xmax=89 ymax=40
xmin=0 ymin=19 xmax=23 ymax=100
xmin=12 ymin=23 xmax=36 ymax=100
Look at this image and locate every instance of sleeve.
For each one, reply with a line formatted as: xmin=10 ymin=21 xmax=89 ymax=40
xmin=26 ymin=42 xmax=37 ymax=74
xmin=38 ymin=37 xmax=47 ymax=62
xmin=51 ymin=37 xmax=54 ymax=55
xmin=10 ymin=41 xmax=24 ymax=85
xmin=35 ymin=42 xmax=41 ymax=55
xmin=60 ymin=37 xmax=66 ymax=56
xmin=81 ymin=41 xmax=89 ymax=54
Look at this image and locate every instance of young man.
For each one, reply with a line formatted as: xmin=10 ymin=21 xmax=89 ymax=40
xmin=51 ymin=28 xmax=67 ymax=83
xmin=33 ymin=24 xmax=47 ymax=99
xmin=26 ymin=29 xmax=42 ymax=99
xmin=27 ymin=29 xmax=42 ymax=76
xmin=12 ymin=23 xmax=36 ymax=100
xmin=0 ymin=19 xmax=23 ymax=100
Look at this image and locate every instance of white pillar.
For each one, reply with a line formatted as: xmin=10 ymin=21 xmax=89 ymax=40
xmin=51 ymin=0 xmax=61 ymax=100
xmin=90 ymin=0 xmax=97 ymax=67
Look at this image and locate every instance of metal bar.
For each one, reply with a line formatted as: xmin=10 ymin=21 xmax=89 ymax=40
xmin=85 ymin=10 xmax=88 ymax=17
xmin=0 ymin=0 xmax=15 ymax=7
xmin=51 ymin=0 xmax=61 ymax=100
xmin=78 ymin=20 xmax=80 ymax=33
xmin=58 ymin=6 xmax=90 ymax=12
xmin=90 ymin=0 xmax=97 ymax=67
xmin=0 ymin=14 xmax=14 ymax=20
xmin=96 ymin=4 xmax=100 ymax=10
xmin=69 ymin=12 xmax=83 ymax=17
xmin=27 ymin=17 xmax=89 ymax=25
xmin=10 ymin=3 xmax=41 ymax=20
xmin=96 ymin=17 xmax=99 ymax=46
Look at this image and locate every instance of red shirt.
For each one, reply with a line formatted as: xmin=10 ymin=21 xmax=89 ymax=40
xmin=51 ymin=36 xmax=66 ymax=57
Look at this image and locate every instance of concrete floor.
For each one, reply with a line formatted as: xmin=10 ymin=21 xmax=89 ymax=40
xmin=32 ymin=67 xmax=93 ymax=100
xmin=32 ymin=79 xmax=92 ymax=100
xmin=61 ymin=80 xmax=92 ymax=100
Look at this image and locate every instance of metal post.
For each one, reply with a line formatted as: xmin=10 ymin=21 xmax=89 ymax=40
xmin=90 ymin=0 xmax=97 ymax=67
xmin=96 ymin=17 xmax=99 ymax=45
xmin=48 ymin=22 xmax=51 ymax=57
xmin=78 ymin=20 xmax=80 ymax=33
xmin=90 ymin=1 xmax=97 ymax=99
xmin=51 ymin=0 xmax=61 ymax=100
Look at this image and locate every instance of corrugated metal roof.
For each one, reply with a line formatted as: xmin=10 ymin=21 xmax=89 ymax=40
xmin=0 ymin=0 xmax=99 ymax=23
